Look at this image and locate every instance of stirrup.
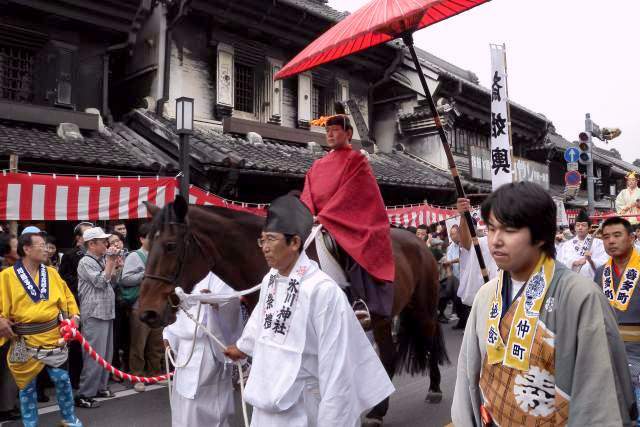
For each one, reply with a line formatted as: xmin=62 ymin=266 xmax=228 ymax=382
xmin=352 ymin=299 xmax=372 ymax=330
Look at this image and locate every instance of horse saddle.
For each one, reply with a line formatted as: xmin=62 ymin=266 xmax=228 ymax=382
xmin=314 ymin=227 xmax=350 ymax=288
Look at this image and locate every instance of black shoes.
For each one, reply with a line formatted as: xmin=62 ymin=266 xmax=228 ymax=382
xmin=74 ymin=396 xmax=100 ymax=408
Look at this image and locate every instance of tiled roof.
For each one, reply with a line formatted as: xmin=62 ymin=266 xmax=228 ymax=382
xmin=279 ymin=0 xmax=346 ymax=21
xmin=0 ymin=118 xmax=173 ymax=171
xmin=129 ymin=109 xmax=482 ymax=191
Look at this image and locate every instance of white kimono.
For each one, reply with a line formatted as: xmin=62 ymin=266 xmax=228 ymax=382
xmin=236 ymin=253 xmax=394 ymax=427
xmin=556 ymin=236 xmax=607 ymax=279
xmin=616 ymin=187 xmax=640 ymax=213
xmin=458 ymin=236 xmax=499 ymax=306
xmin=163 ymin=273 xmax=244 ymax=427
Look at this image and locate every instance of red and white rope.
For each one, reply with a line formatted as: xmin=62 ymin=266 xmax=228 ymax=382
xmin=59 ymin=319 xmax=173 ymax=384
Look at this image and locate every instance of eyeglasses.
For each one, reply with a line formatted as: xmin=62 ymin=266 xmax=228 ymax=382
xmin=257 ymin=236 xmax=283 ymax=248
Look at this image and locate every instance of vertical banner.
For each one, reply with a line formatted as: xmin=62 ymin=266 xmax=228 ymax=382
xmin=490 ymin=44 xmax=514 ymax=191
xmin=553 ymin=197 xmax=569 ymax=227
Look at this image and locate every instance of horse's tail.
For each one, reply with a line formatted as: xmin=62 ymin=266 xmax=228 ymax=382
xmin=395 ymin=251 xmax=450 ymax=375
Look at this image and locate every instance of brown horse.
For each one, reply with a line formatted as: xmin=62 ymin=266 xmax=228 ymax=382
xmin=138 ymin=196 xmax=448 ymax=423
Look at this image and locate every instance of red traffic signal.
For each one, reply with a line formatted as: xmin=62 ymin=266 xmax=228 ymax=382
xmin=579 ymin=132 xmax=589 ymax=142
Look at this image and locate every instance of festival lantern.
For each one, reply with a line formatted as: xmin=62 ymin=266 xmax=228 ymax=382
xmin=275 ymin=0 xmax=492 ymax=281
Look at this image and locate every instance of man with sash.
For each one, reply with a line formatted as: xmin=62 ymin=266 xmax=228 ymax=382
xmin=224 ymin=194 xmax=394 ymax=426
xmin=0 ymin=230 xmax=82 ymax=427
xmin=595 ymin=216 xmax=640 ymax=425
xmin=452 ymin=182 xmax=635 ymax=426
xmin=617 ymin=172 xmax=640 ymax=222
xmin=301 ymin=107 xmax=395 ymax=323
xmin=556 ymin=209 xmax=608 ymax=279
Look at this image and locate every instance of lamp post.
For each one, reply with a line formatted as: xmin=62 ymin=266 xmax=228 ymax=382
xmin=176 ymin=97 xmax=194 ymax=199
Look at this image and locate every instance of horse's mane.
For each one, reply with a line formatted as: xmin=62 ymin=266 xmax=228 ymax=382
xmin=149 ymin=202 xmax=264 ymax=238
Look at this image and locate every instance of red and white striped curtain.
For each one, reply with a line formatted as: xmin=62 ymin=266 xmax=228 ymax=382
xmin=0 ymin=172 xmax=265 ymax=221
xmin=386 ymin=204 xmax=457 ymax=228
xmin=0 ymin=172 xmax=460 ymax=223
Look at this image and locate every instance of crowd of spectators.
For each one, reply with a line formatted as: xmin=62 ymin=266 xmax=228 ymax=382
xmin=0 ymin=220 xmax=160 ymax=421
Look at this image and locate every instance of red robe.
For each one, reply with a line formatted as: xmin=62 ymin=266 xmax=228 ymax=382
xmin=301 ymin=145 xmax=395 ymax=282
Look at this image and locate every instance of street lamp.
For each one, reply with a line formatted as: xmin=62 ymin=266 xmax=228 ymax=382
xmin=176 ymin=97 xmax=194 ymax=200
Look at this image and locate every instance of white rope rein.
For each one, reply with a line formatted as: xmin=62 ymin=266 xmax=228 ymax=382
xmin=165 ymin=283 xmax=261 ymax=427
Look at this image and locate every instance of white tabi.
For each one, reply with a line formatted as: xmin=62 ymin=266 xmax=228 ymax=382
xmin=236 ymin=252 xmax=394 ymax=427
xmin=458 ymin=236 xmax=499 ymax=306
xmin=556 ymin=235 xmax=608 ymax=279
xmin=163 ymin=273 xmax=244 ymax=427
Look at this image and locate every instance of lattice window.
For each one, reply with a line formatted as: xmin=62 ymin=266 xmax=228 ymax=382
xmin=234 ymin=63 xmax=254 ymax=113
xmin=0 ymin=44 xmax=34 ymax=102
xmin=312 ymin=85 xmax=326 ymax=120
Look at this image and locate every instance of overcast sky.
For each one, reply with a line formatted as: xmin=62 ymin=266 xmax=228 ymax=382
xmin=328 ymin=0 xmax=640 ymax=162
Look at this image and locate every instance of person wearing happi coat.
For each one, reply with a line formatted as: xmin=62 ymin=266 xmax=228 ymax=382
xmin=163 ymin=272 xmax=243 ymax=427
xmin=452 ymin=182 xmax=636 ymax=427
xmin=300 ymin=105 xmax=395 ymax=321
xmin=595 ymin=216 xmax=640 ymax=426
xmin=556 ymin=209 xmax=608 ymax=279
xmin=617 ymin=172 xmax=640 ymax=223
xmin=0 ymin=231 xmax=82 ymax=427
xmin=224 ymin=194 xmax=394 ymax=426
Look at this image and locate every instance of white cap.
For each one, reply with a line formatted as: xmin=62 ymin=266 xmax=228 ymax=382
xmin=82 ymin=227 xmax=111 ymax=242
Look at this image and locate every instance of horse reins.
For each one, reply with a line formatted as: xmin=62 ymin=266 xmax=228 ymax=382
xmin=143 ymin=221 xmax=213 ymax=309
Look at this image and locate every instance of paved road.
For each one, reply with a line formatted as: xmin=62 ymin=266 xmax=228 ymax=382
xmin=2 ymin=321 xmax=465 ymax=427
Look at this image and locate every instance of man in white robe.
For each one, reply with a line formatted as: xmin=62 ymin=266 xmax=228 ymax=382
xmin=163 ymin=272 xmax=243 ymax=427
xmin=617 ymin=172 xmax=640 ymax=222
xmin=557 ymin=209 xmax=608 ymax=279
xmin=225 ymin=194 xmax=394 ymax=426
xmin=455 ymin=199 xmax=499 ymax=308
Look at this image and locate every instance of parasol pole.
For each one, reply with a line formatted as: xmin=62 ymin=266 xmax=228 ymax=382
xmin=402 ymin=32 xmax=489 ymax=283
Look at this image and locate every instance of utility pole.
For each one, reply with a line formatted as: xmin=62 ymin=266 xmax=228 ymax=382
xmin=585 ymin=113 xmax=595 ymax=216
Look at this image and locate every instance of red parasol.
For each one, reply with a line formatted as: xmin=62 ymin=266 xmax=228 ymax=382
xmin=275 ymin=0 xmax=489 ymax=80
xmin=275 ymin=0 xmax=492 ymax=281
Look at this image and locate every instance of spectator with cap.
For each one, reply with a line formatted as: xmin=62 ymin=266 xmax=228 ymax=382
xmin=59 ymin=221 xmax=93 ymax=390
xmin=75 ymin=227 xmax=121 ymax=408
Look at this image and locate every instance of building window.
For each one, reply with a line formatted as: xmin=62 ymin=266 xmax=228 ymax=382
xmin=452 ymin=128 xmax=469 ymax=155
xmin=0 ymin=44 xmax=34 ymax=102
xmin=312 ymin=85 xmax=326 ymax=120
xmin=234 ymin=63 xmax=254 ymax=113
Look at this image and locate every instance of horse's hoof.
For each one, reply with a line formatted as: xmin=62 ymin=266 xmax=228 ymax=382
xmin=426 ymin=391 xmax=443 ymax=403
xmin=362 ymin=416 xmax=383 ymax=427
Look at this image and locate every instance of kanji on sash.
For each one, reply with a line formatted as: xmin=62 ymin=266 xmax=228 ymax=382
xmin=511 ymin=343 xmax=526 ymax=360
xmin=263 ymin=313 xmax=273 ymax=329
xmin=515 ymin=319 xmax=531 ymax=339
xmin=277 ymin=306 xmax=292 ymax=321
xmin=488 ymin=326 xmax=499 ymax=344
xmin=266 ymin=294 xmax=275 ymax=310
xmin=272 ymin=319 xmax=287 ymax=335
xmin=489 ymin=303 xmax=499 ymax=319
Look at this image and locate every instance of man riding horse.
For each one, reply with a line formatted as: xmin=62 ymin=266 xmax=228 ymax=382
xmin=302 ymin=107 xmax=394 ymax=323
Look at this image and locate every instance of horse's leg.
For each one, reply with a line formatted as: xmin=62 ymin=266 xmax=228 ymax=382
xmin=363 ymin=317 xmax=395 ymax=426
xmin=426 ymin=340 xmax=443 ymax=403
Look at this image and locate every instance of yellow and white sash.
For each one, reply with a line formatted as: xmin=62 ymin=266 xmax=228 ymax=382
xmin=486 ymin=255 xmax=555 ymax=371
xmin=602 ymin=248 xmax=640 ymax=312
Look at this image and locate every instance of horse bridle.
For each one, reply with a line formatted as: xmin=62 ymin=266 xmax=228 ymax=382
xmin=143 ymin=221 xmax=208 ymax=309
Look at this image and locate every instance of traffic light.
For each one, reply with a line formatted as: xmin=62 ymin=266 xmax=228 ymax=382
xmin=578 ymin=131 xmax=591 ymax=165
